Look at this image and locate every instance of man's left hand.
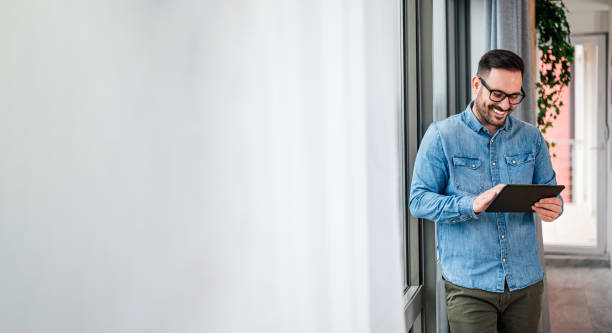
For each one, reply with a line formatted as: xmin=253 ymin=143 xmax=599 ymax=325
xmin=531 ymin=197 xmax=562 ymax=222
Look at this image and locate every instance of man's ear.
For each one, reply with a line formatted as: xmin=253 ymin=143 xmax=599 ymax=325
xmin=471 ymin=76 xmax=480 ymax=96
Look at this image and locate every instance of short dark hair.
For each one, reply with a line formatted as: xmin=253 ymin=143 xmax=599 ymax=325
xmin=477 ymin=49 xmax=524 ymax=78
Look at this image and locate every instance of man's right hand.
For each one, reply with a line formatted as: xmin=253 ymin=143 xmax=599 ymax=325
xmin=473 ymin=184 xmax=506 ymax=213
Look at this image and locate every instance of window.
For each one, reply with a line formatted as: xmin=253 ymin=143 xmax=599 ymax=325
xmin=401 ymin=0 xmax=424 ymax=331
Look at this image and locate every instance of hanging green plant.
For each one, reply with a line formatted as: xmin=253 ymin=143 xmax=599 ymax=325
xmin=535 ymin=0 xmax=574 ymax=150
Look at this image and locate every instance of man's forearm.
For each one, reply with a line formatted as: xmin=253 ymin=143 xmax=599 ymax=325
xmin=409 ymin=189 xmax=478 ymax=224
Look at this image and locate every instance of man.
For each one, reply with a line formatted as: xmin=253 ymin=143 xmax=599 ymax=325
xmin=409 ymin=49 xmax=563 ymax=333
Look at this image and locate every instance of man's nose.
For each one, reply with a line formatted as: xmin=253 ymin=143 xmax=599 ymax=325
xmin=498 ymin=97 xmax=511 ymax=110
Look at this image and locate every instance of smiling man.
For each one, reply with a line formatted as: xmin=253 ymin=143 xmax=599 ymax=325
xmin=409 ymin=49 xmax=563 ymax=333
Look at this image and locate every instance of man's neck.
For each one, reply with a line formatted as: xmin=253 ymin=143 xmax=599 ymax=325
xmin=470 ymin=105 xmax=499 ymax=136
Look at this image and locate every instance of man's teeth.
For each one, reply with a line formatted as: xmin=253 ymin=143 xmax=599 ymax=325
xmin=494 ymin=109 xmax=504 ymax=115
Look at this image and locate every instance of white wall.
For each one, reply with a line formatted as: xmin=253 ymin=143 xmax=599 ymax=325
xmin=0 ymin=1 xmax=406 ymax=332
xmin=566 ymin=0 xmax=610 ymax=34
xmin=567 ymin=10 xmax=609 ymax=34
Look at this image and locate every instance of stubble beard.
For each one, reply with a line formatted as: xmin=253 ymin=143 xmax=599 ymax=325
xmin=474 ymin=95 xmax=511 ymax=130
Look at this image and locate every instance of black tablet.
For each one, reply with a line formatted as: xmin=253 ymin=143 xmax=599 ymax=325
xmin=485 ymin=184 xmax=565 ymax=213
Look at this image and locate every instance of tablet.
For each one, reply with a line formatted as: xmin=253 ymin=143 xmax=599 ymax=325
xmin=485 ymin=184 xmax=565 ymax=213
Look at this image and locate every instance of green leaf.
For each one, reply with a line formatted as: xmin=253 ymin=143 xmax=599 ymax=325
xmin=535 ymin=0 xmax=572 ymax=142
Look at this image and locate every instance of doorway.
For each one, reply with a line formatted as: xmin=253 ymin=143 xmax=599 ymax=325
xmin=542 ymin=34 xmax=609 ymax=255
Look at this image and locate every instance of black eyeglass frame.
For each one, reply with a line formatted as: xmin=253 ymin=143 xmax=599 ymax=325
xmin=478 ymin=76 xmax=526 ymax=105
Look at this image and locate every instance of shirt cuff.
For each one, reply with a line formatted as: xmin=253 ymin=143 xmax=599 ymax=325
xmin=455 ymin=195 xmax=478 ymax=222
xmin=557 ymin=194 xmax=564 ymax=216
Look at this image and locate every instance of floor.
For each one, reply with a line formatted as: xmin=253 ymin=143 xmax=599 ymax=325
xmin=546 ymin=263 xmax=612 ymax=332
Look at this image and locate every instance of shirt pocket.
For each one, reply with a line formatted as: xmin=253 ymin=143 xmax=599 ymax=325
xmin=452 ymin=156 xmax=484 ymax=195
xmin=505 ymin=152 xmax=535 ymax=184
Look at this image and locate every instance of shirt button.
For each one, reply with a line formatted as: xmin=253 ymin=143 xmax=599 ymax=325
xmin=501 ymin=235 xmax=505 ymax=239
xmin=452 ymin=220 xmax=456 ymax=223
xmin=492 ymin=162 xmax=496 ymax=166
xmin=490 ymin=139 xmax=494 ymax=143
xmin=502 ymin=258 xmax=506 ymax=262
xmin=471 ymin=164 xmax=476 ymax=168
xmin=512 ymin=160 xmax=516 ymax=164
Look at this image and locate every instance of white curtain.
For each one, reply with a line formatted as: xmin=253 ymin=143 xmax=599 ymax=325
xmin=485 ymin=0 xmax=537 ymax=124
xmin=0 ymin=1 xmax=406 ymax=332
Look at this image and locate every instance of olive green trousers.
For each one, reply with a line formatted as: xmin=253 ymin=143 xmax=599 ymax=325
xmin=444 ymin=279 xmax=544 ymax=333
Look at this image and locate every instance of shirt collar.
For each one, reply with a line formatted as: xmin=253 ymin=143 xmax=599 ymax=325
xmin=463 ymin=101 xmax=513 ymax=134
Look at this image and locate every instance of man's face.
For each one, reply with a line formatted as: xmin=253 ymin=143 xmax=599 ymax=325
xmin=472 ymin=68 xmax=523 ymax=132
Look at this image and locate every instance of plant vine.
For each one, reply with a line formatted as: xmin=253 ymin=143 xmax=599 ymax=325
xmin=535 ymin=0 xmax=574 ymax=150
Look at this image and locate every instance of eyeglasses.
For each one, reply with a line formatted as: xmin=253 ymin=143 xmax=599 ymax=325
xmin=478 ymin=76 xmax=525 ymax=105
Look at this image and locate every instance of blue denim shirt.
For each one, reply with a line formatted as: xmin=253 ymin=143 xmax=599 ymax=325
xmin=409 ymin=105 xmax=561 ymax=292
